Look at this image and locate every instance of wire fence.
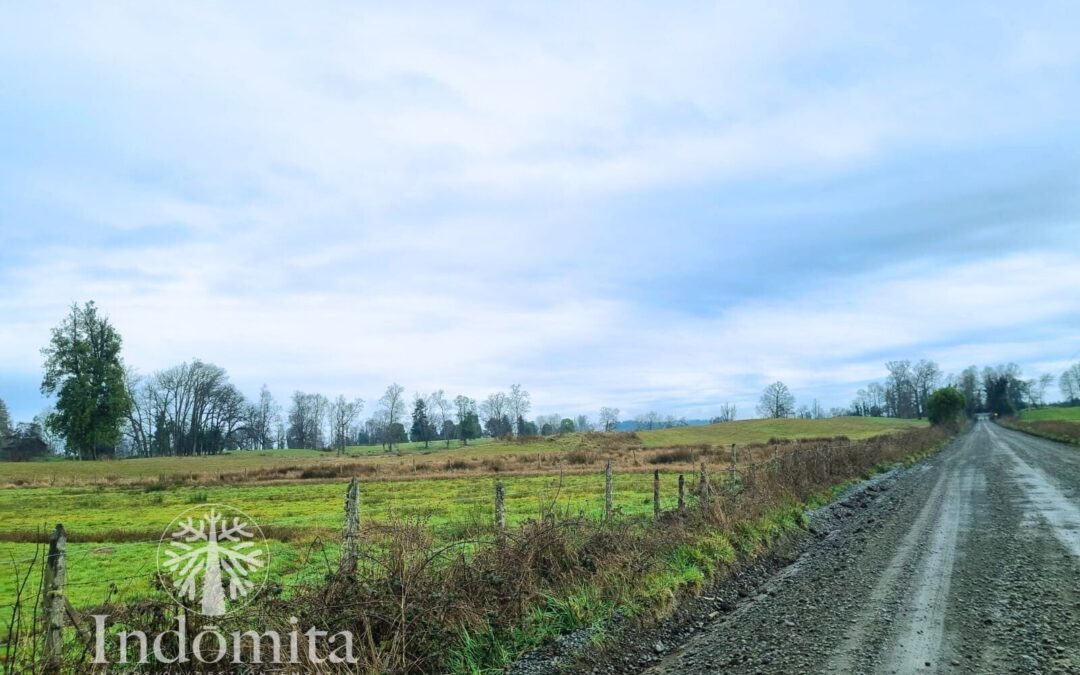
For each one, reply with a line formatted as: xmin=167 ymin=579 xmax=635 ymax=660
xmin=2 ymin=435 xmax=898 ymax=670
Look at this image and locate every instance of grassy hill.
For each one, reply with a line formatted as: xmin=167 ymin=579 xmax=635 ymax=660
xmin=637 ymin=416 xmax=927 ymax=447
xmin=1019 ymin=406 xmax=1080 ymax=422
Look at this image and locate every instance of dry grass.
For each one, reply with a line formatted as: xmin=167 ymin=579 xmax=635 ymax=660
xmin=8 ymin=426 xmax=951 ymax=673
xmin=999 ymin=418 xmax=1080 ymax=445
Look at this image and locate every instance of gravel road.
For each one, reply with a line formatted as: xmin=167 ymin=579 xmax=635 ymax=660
xmin=560 ymin=420 xmax=1080 ymax=674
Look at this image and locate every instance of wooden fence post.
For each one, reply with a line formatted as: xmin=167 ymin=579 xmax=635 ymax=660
xmin=339 ymin=478 xmax=360 ymax=576
xmin=604 ymin=461 xmax=613 ymax=521
xmin=699 ymin=462 xmax=710 ymax=502
xmin=678 ymin=474 xmax=685 ymax=511
xmin=495 ymin=481 xmax=506 ymax=536
xmin=653 ymin=470 xmax=661 ymax=520
xmin=730 ymin=444 xmax=738 ymax=484
xmin=43 ymin=524 xmax=67 ymax=671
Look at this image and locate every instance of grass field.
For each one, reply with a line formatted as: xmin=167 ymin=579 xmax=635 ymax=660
xmin=0 ymin=417 xmax=925 ymax=488
xmin=0 ymin=417 xmax=931 ymax=645
xmin=637 ymin=416 xmax=926 ymax=447
xmin=1019 ymin=406 xmax=1080 ymax=421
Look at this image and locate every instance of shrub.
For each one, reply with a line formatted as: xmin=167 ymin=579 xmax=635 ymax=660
xmin=927 ymin=387 xmax=965 ymax=428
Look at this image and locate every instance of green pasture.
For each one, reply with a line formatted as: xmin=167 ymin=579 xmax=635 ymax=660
xmin=636 ymin=416 xmax=926 ymax=447
xmin=1019 ymin=406 xmax=1080 ymax=421
xmin=0 ymin=471 xmax=687 ymax=614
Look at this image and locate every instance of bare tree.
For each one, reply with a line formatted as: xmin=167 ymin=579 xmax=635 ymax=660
xmin=480 ymin=391 xmax=512 ymax=437
xmin=1030 ymin=374 xmax=1054 ymax=408
xmin=287 ymin=392 xmax=328 ymax=449
xmin=757 ymin=381 xmax=795 ymax=419
xmin=427 ymin=390 xmax=454 ymax=448
xmin=598 ymin=407 xmax=620 ymax=432
xmin=1061 ymin=363 xmax=1080 ymax=403
xmin=329 ymin=395 xmax=364 ymax=454
xmin=508 ymin=384 xmax=531 ymax=435
xmin=379 ymin=384 xmax=406 ymax=451
xmin=247 ymin=385 xmax=281 ymax=450
xmin=913 ymin=359 xmax=941 ymax=419
xmin=712 ymin=403 xmax=737 ymax=423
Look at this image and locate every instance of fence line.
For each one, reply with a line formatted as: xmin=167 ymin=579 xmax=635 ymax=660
xmin=5 ymin=439 xmax=866 ymax=664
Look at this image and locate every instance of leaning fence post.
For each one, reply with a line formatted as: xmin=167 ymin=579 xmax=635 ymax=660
xmin=678 ymin=474 xmax=686 ymax=511
xmin=653 ymin=470 xmax=661 ymax=520
xmin=730 ymin=444 xmax=738 ymax=484
xmin=699 ymin=462 xmax=710 ymax=502
xmin=604 ymin=461 xmax=613 ymax=521
xmin=495 ymin=481 xmax=506 ymax=537
xmin=43 ymin=524 xmax=67 ymax=671
xmin=339 ymin=478 xmax=360 ymax=576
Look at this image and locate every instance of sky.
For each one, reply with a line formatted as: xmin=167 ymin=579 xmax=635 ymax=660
xmin=1 ymin=2 xmax=1079 ymax=424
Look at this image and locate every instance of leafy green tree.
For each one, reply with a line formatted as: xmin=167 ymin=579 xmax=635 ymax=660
xmin=558 ymin=418 xmax=575 ymax=434
xmin=411 ymin=397 xmax=431 ymax=448
xmin=40 ymin=302 xmax=132 ymax=460
xmin=927 ymin=387 xmax=965 ymax=428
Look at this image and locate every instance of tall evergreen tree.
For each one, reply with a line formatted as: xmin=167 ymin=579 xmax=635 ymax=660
xmin=40 ymin=302 xmax=132 ymax=460
xmin=0 ymin=398 xmax=12 ymax=441
xmin=410 ymin=397 xmax=431 ymax=448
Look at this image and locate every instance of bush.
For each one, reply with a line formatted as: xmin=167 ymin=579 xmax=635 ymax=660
xmin=927 ymin=387 xmax=965 ymax=427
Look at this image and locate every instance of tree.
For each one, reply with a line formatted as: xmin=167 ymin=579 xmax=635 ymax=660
xmin=712 ymin=403 xmax=737 ymax=423
xmin=40 ymin=302 xmax=132 ymax=460
xmin=1030 ymin=374 xmax=1054 ymax=408
xmin=575 ymin=414 xmax=592 ymax=433
xmin=378 ymin=384 xmax=406 ymax=451
xmin=508 ymin=384 xmax=531 ymax=436
xmin=957 ymin=366 xmax=982 ymax=417
xmin=0 ymin=398 xmax=12 ymax=441
xmin=558 ymin=418 xmax=575 ymax=434
xmin=287 ymin=392 xmax=328 ymax=449
xmin=634 ymin=411 xmax=660 ymax=431
xmin=427 ymin=390 xmax=454 ymax=448
xmin=329 ymin=395 xmax=364 ymax=454
xmin=598 ymin=407 xmax=619 ymax=432
xmin=912 ymin=359 xmax=941 ymax=419
xmin=248 ymin=385 xmax=282 ymax=450
xmin=32 ymin=408 xmax=65 ymax=455
xmin=1061 ymin=363 xmax=1080 ymax=404
xmin=480 ymin=392 xmax=513 ymax=438
xmin=410 ymin=396 xmax=432 ymax=448
xmin=757 ymin=381 xmax=795 ymax=419
xmin=454 ymin=396 xmax=480 ymax=446
xmin=927 ymin=387 xmax=965 ymax=428
xmin=983 ymin=364 xmax=1026 ymax=416
xmin=884 ymin=361 xmax=917 ymax=418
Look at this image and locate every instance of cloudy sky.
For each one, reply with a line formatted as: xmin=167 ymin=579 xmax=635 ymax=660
xmin=2 ymin=2 xmax=1079 ymax=424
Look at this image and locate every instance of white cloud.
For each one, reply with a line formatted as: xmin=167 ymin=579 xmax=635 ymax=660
xmin=2 ymin=3 xmax=1080 ymax=421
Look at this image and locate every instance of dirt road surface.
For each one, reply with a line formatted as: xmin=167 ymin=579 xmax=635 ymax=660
xmin=527 ymin=421 xmax=1080 ymax=675
xmin=628 ymin=420 xmax=1080 ymax=674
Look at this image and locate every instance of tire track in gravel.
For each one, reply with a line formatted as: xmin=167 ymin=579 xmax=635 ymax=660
xmin=577 ymin=420 xmax=1080 ymax=675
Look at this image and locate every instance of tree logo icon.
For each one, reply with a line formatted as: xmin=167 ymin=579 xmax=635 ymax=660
xmin=157 ymin=504 xmax=269 ymax=616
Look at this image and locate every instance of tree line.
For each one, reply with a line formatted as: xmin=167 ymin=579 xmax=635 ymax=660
xmin=5 ymin=302 xmax=1079 ymax=460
